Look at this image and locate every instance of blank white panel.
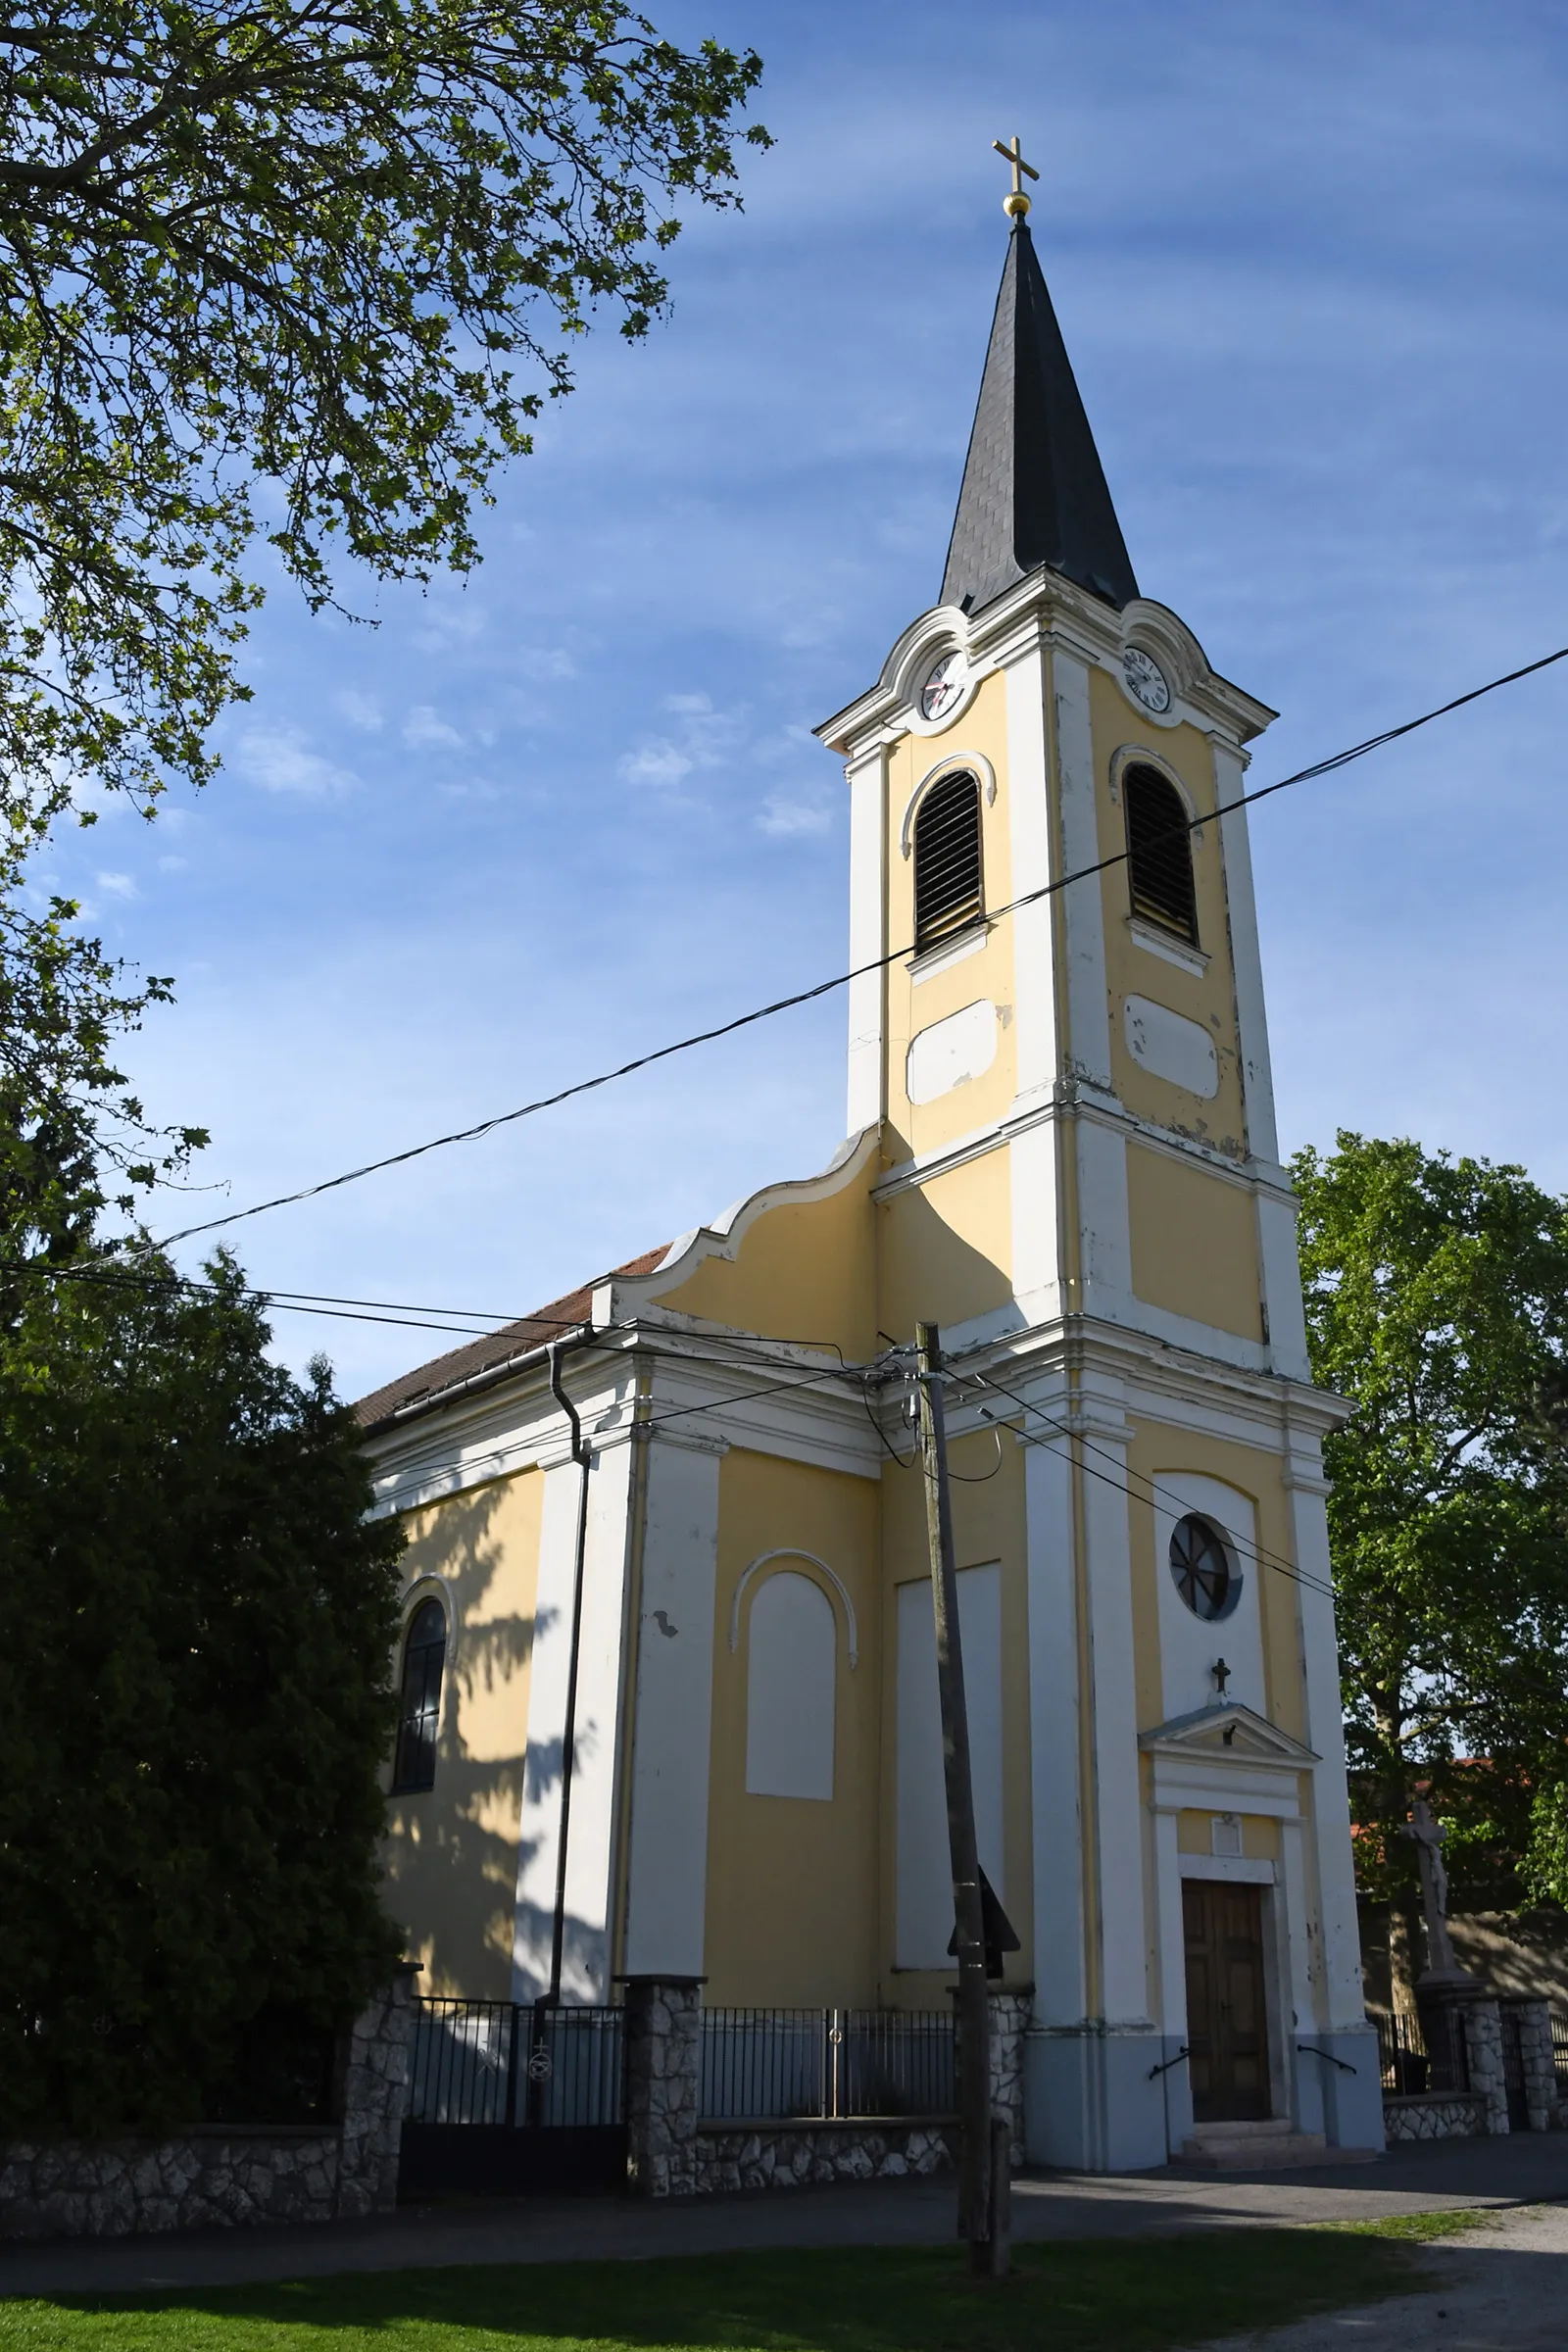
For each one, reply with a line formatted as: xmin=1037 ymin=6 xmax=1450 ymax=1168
xmin=746 ymin=1571 xmax=836 ymax=1801
xmin=896 ymin=1564 xmax=1003 ymax=1968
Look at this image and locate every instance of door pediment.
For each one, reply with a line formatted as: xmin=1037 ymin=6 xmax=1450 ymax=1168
xmin=1139 ymin=1700 xmax=1318 ymax=1767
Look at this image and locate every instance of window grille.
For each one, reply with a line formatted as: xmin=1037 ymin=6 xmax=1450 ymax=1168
xmin=393 ymin=1597 xmax=447 ymax=1792
xmin=1124 ymin=763 xmax=1198 ymax=944
xmin=1169 ymin=1515 xmax=1234 ymax=1621
xmin=912 ymin=770 xmax=983 ymax=949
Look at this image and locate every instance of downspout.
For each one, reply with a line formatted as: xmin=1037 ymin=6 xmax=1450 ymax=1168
xmin=546 ymin=1328 xmax=596 ymax=2005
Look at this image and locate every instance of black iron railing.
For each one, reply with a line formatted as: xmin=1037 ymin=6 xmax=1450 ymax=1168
xmin=700 ymin=2007 xmax=955 ymax=2122
xmin=1374 ymin=2007 xmax=1469 ymax=2097
xmin=408 ymin=1999 xmax=623 ymax=2128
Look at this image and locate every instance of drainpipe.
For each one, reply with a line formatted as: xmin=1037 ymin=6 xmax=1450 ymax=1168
xmin=547 ymin=1329 xmax=596 ymax=2001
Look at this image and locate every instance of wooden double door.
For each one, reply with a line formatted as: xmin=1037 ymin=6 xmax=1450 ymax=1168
xmin=1183 ymin=1880 xmax=1271 ymax=2123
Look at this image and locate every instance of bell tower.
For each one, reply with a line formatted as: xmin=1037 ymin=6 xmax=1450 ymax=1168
xmin=817 ymin=162 xmax=1382 ymax=2168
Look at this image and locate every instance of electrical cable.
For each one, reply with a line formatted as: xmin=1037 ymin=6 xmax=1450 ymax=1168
xmin=153 ymin=640 xmax=1568 ymax=1249
xmin=961 ymin=1364 xmax=1340 ymax=1605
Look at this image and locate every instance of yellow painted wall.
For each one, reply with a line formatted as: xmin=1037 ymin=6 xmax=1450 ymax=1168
xmin=878 ymin=1425 xmax=1033 ymax=2003
xmin=1176 ymin=1810 xmax=1282 ymax=1860
xmin=654 ymin=1158 xmax=879 ymax=1359
xmin=382 ymin=1469 xmax=545 ymax=1997
xmin=705 ymin=1447 xmax=883 ymax=2005
xmin=1126 ymin=1142 xmax=1262 ymax=1342
xmin=877 ymin=1152 xmax=1013 ymax=1341
xmin=1124 ymin=1416 xmax=1305 ymax=1745
xmin=1086 ymin=668 xmax=1250 ymax=1160
xmin=883 ymin=672 xmax=1018 ymax=1164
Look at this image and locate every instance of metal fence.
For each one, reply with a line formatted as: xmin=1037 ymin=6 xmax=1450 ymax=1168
xmin=409 ymin=1999 xmax=623 ymax=2128
xmin=701 ymin=2007 xmax=955 ymax=2123
xmin=1552 ymin=2011 xmax=1568 ymax=2099
xmin=1374 ymin=2007 xmax=1469 ymax=2097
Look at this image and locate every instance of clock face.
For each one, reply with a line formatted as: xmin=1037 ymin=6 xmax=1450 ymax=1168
xmin=919 ymin=652 xmax=966 ymax=722
xmin=1122 ymin=645 xmax=1171 ymax=715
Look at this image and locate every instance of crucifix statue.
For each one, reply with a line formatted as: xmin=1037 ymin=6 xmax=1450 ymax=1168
xmin=992 ymin=134 xmax=1040 ymax=220
xmin=1399 ymin=1794 xmax=1472 ymax=1987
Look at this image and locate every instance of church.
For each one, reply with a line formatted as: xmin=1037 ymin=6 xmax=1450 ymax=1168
xmin=360 ymin=172 xmax=1386 ymax=2171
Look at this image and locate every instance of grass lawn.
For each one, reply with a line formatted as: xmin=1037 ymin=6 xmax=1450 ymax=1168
xmin=0 ymin=2216 xmax=1484 ymax=2352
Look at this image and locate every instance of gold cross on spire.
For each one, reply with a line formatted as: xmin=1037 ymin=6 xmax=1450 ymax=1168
xmin=992 ymin=133 xmax=1040 ymax=220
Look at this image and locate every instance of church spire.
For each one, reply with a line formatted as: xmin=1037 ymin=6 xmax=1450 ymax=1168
xmin=940 ymin=212 xmax=1140 ymax=616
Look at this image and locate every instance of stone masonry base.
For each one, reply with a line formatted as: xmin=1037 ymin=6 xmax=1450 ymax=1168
xmin=0 ymin=1974 xmax=416 ymax=2242
xmin=694 ymin=2119 xmax=955 ymax=2194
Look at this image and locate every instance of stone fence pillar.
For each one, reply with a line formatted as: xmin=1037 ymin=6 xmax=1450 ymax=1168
xmin=956 ymin=1986 xmax=1033 ymax=2170
xmin=622 ymin=1976 xmax=703 ymax=2198
xmin=334 ymin=1961 xmax=419 ymax=2217
xmin=1419 ymin=1989 xmax=1507 ymax=2136
xmin=1503 ymin=1996 xmax=1556 ymax=2132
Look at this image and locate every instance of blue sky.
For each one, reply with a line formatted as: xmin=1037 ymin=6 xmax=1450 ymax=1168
xmin=42 ymin=0 xmax=1568 ymax=1397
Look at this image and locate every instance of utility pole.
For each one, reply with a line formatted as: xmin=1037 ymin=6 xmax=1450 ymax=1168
xmin=914 ymin=1321 xmax=1004 ymax=2278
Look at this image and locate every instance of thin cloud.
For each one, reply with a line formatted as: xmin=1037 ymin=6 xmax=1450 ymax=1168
xmin=403 ymin=705 xmax=465 ymax=751
xmin=235 ymin=726 xmax=360 ymax=798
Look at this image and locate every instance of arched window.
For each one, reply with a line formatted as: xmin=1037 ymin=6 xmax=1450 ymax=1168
xmin=913 ymin=769 xmax=983 ymax=950
xmin=392 ymin=1597 xmax=447 ymax=1792
xmin=746 ymin=1570 xmax=836 ymax=1800
xmin=1169 ymin=1515 xmax=1239 ymax=1622
xmin=1124 ymin=763 xmax=1198 ymax=944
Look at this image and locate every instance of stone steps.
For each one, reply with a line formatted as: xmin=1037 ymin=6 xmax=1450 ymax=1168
xmin=1179 ymin=2121 xmax=1377 ymax=2170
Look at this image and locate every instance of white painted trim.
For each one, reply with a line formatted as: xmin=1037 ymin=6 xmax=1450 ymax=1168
xmin=398 ymin=1573 xmax=458 ymax=1659
xmin=899 ymin=749 xmax=998 ymax=859
xmin=1025 ymin=1415 xmax=1084 ymax=2022
xmin=1079 ymin=1387 xmax=1150 ymax=2023
xmin=619 ymin=1438 xmax=722 ymax=1979
xmin=908 ymin=921 xmax=989 ymax=985
xmin=1127 ymin=916 xmax=1209 ymax=976
xmin=845 ymin=746 xmax=887 ymax=1136
xmin=1214 ymin=740 xmax=1279 ymax=1165
xmin=815 ymin=576 xmax=1276 ymax=760
xmin=729 ymin=1548 xmax=858 ymax=1668
xmin=626 ymin=1127 xmax=881 ymax=1301
xmin=1177 ymin=1854 xmax=1276 ymax=1885
xmin=1108 ymin=742 xmax=1202 ymax=831
xmin=1053 ymin=649 xmax=1113 ymax=1091
xmin=1004 ymin=636 xmax=1057 ymax=1109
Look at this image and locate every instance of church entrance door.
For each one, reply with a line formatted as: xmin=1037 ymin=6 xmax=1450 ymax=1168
xmin=1183 ymin=1880 xmax=1270 ymax=2123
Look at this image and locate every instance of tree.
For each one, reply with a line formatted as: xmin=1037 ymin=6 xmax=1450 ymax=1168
xmin=0 ymin=1 xmax=767 ymax=837
xmin=0 ymin=1246 xmax=406 ymax=2134
xmin=1294 ymin=1133 xmax=1568 ymax=1988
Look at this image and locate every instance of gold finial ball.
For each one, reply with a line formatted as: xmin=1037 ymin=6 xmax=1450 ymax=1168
xmin=1003 ymin=189 xmax=1032 ymax=219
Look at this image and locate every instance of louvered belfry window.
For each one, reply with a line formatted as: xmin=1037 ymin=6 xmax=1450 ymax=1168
xmin=1124 ymin=763 xmax=1199 ymax=944
xmin=392 ymin=1597 xmax=447 ymax=1793
xmin=912 ymin=769 xmax=983 ymax=950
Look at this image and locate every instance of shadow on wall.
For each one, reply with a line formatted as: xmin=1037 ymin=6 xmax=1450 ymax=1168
xmin=875 ymin=1147 xmax=1015 ymax=1338
xmin=383 ymin=1481 xmax=560 ymax=2000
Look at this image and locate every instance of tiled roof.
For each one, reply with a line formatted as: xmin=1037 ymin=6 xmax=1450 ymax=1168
xmin=355 ymin=1245 xmax=670 ymax=1429
xmin=940 ymin=220 xmax=1139 ymax=617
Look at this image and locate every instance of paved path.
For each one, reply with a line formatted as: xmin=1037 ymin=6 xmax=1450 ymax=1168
xmin=2 ymin=2131 xmax=1566 ymax=2301
xmin=1203 ymin=2198 xmax=1568 ymax=2350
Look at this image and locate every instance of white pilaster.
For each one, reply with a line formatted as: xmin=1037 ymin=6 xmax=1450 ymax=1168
xmin=1023 ymin=1416 xmax=1085 ymax=2023
xmin=1052 ymin=649 xmax=1112 ymax=1092
xmin=1078 ymin=1392 xmax=1149 ymax=2023
xmin=845 ymin=744 xmax=888 ymax=1136
xmin=1004 ymin=637 xmax=1065 ymax=1322
xmin=619 ymin=1433 xmax=725 ymax=1979
xmin=1286 ymin=1467 xmax=1367 ymax=2033
xmin=513 ymin=1440 xmax=635 ymax=2002
xmin=1213 ymin=741 xmax=1278 ymax=1164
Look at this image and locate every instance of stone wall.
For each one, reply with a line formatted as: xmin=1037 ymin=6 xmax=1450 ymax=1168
xmin=623 ymin=1976 xmax=702 ymax=2200
xmin=0 ymin=1974 xmax=416 ymax=2242
xmin=694 ymin=2120 xmax=954 ymax=2193
xmin=623 ymin=1978 xmax=1028 ymax=2200
xmin=1382 ymin=2092 xmax=1491 ymax=2142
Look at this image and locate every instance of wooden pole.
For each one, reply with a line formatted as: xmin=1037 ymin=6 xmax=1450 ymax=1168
xmin=914 ymin=1321 xmax=996 ymax=2273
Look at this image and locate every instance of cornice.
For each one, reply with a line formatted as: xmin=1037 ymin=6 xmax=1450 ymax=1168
xmin=816 ymin=573 xmax=1276 ymax=762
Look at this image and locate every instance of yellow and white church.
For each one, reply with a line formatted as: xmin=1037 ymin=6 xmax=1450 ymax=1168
xmin=362 ymin=195 xmax=1385 ymax=2168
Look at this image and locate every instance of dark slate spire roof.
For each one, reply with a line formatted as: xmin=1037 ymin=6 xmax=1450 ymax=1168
xmin=940 ymin=220 xmax=1139 ymax=615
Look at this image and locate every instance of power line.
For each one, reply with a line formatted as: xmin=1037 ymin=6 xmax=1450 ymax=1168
xmin=154 ymin=639 xmax=1568 ymax=1249
xmin=964 ymin=1366 xmax=1339 ymax=1605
